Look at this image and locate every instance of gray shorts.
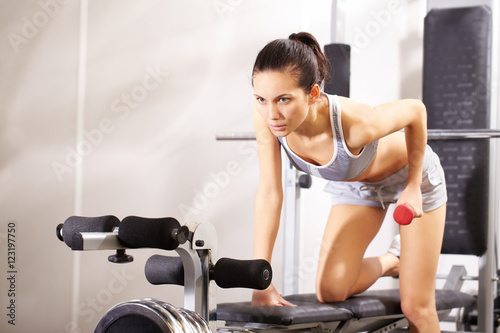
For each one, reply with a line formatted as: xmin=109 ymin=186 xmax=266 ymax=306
xmin=324 ymin=145 xmax=447 ymax=212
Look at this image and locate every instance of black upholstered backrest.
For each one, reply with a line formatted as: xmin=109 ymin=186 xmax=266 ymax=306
xmin=324 ymin=43 xmax=351 ymax=97
xmin=423 ymin=6 xmax=492 ymax=256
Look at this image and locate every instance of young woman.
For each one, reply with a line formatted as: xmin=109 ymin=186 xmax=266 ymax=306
xmin=250 ymin=32 xmax=447 ymax=333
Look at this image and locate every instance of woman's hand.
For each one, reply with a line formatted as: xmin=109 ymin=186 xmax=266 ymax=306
xmin=252 ymin=284 xmax=295 ymax=306
xmin=397 ymin=184 xmax=423 ymax=218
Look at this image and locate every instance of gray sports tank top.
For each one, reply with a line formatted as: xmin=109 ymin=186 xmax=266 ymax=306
xmin=277 ymin=94 xmax=378 ymax=181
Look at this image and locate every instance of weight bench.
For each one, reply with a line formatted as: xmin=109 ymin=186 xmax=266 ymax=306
xmin=218 ymin=289 xmax=476 ymax=332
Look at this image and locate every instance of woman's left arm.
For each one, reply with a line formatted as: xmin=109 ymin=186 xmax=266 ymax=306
xmin=340 ymin=97 xmax=428 ymax=216
xmin=397 ymin=100 xmax=427 ymax=217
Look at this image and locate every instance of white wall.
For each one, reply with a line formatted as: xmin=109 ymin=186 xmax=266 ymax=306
xmin=0 ymin=1 xmax=333 ymax=332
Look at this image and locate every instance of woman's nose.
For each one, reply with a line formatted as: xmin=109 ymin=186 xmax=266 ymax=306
xmin=268 ymin=105 xmax=280 ymax=120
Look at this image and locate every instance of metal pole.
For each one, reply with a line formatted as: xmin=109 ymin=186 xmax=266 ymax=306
xmin=282 ymin=160 xmax=300 ymax=296
xmin=215 ymin=129 xmax=500 ymax=141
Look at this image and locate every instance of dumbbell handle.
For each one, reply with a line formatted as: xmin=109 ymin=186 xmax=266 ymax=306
xmin=393 ymin=204 xmax=415 ymax=225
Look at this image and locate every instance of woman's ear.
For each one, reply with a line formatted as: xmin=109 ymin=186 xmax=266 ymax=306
xmin=308 ymin=84 xmax=321 ymax=104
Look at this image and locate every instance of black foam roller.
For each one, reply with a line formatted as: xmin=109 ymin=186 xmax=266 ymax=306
xmin=118 ymin=216 xmax=181 ymax=250
xmin=61 ymin=215 xmax=120 ymax=249
xmin=213 ymin=258 xmax=272 ymax=290
xmin=145 ymin=255 xmax=184 ymax=286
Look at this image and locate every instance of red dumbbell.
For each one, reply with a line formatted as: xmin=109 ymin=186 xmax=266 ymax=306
xmin=393 ymin=204 xmax=415 ymax=225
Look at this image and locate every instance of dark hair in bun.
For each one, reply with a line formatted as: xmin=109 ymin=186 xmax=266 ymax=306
xmin=252 ymin=32 xmax=328 ymax=93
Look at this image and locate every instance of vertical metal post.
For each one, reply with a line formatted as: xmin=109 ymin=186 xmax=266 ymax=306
xmin=177 ymin=221 xmax=218 ymax=333
xmin=176 ymin=245 xmax=205 ymax=314
xmin=282 ymin=159 xmax=300 ymax=296
xmin=484 ymin=1 xmax=499 ymax=331
xmin=494 ymin=2 xmax=500 ymax=329
xmin=478 ymin=252 xmax=496 ymax=333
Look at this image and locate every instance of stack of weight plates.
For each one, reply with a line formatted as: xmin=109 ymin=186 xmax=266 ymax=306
xmin=94 ymin=298 xmax=212 ymax=333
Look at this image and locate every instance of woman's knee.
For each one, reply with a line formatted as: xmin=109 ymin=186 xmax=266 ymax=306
xmin=400 ymin=294 xmax=437 ymax=325
xmin=316 ymin=279 xmax=351 ymax=303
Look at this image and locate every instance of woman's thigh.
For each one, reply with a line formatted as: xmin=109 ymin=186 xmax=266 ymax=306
xmin=399 ymin=205 xmax=446 ymax=306
xmin=316 ymin=204 xmax=387 ymax=292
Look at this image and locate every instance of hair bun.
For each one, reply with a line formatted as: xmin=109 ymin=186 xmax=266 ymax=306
xmin=288 ymin=32 xmax=314 ymax=46
xmin=289 ymin=32 xmax=306 ymax=45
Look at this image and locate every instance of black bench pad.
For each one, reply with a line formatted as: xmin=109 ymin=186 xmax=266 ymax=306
xmin=287 ymin=289 xmax=476 ymax=318
xmin=217 ymin=299 xmax=353 ymax=326
xmin=217 ymin=289 xmax=476 ymax=326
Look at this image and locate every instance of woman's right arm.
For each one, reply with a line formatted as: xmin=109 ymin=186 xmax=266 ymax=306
xmin=251 ymin=106 xmax=294 ymax=306
xmin=253 ymin=106 xmax=283 ymax=263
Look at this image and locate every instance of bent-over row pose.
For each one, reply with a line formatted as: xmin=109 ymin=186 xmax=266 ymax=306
xmin=250 ymin=32 xmax=447 ymax=333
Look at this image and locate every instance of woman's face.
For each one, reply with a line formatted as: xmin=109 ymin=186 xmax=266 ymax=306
xmin=253 ymin=70 xmax=311 ymax=137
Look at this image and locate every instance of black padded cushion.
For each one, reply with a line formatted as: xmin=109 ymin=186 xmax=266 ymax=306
xmin=346 ymin=289 xmax=475 ymax=318
xmin=423 ymin=6 xmax=491 ymax=128
xmin=217 ymin=299 xmax=352 ymax=325
xmin=286 ymin=289 xmax=475 ymax=318
xmin=217 ymin=290 xmax=476 ymax=325
xmin=324 ymin=43 xmax=350 ymax=98
xmin=423 ymin=6 xmax=492 ymax=256
xmin=285 ymin=292 xmax=402 ymax=319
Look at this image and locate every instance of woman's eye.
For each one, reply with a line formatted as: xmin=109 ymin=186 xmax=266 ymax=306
xmin=256 ymin=97 xmax=265 ymax=103
xmin=279 ymin=98 xmax=289 ymax=103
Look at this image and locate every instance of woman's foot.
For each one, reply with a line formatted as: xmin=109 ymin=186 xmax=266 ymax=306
xmin=384 ymin=234 xmax=400 ymax=277
xmin=387 ymin=234 xmax=400 ymax=258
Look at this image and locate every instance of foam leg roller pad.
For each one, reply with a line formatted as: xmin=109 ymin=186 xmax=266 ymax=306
xmin=145 ymin=255 xmax=184 ymax=286
xmin=213 ymin=258 xmax=272 ymax=290
xmin=61 ymin=215 xmax=120 ymax=249
xmin=119 ymin=216 xmax=181 ymax=250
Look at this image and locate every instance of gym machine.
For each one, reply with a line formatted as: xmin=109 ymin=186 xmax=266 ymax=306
xmin=56 ymin=215 xmax=272 ymax=333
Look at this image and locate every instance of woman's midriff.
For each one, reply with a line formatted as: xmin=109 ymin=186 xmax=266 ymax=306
xmin=349 ymin=132 xmax=409 ymax=182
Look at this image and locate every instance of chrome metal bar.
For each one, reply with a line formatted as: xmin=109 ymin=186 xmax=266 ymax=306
xmin=427 ymin=129 xmax=500 ymax=140
xmin=215 ymin=129 xmax=500 ymax=141
xmin=216 ymin=132 xmax=255 ymax=140
xmin=77 ymin=232 xmax=124 ymax=250
xmin=436 ymin=274 xmax=479 ymax=281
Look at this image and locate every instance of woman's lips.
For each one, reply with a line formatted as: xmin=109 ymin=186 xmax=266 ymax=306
xmin=270 ymin=124 xmax=285 ymax=131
